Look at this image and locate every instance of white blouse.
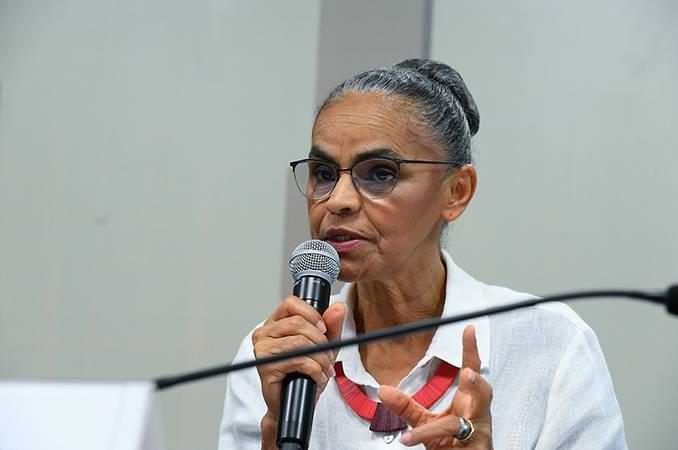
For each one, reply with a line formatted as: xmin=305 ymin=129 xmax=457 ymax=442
xmin=218 ymin=251 xmax=627 ymax=449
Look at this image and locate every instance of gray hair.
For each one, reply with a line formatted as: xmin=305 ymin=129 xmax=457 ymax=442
xmin=317 ymin=59 xmax=480 ymax=165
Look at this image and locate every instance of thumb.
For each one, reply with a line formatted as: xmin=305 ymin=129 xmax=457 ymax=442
xmin=457 ymin=367 xmax=493 ymax=415
xmin=323 ymin=302 xmax=346 ymax=342
xmin=378 ymin=385 xmax=429 ymax=427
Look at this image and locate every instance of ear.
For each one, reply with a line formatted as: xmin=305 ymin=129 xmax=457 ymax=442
xmin=440 ymin=165 xmax=477 ymax=223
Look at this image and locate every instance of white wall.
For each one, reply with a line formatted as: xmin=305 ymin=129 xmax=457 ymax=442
xmin=0 ymin=1 xmax=320 ymax=449
xmin=432 ymin=1 xmax=678 ymax=448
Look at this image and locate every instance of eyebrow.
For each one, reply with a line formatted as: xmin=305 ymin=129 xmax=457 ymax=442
xmin=309 ymin=146 xmax=403 ymax=166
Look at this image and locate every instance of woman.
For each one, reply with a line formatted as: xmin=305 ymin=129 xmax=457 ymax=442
xmin=219 ymin=59 xmax=626 ymax=449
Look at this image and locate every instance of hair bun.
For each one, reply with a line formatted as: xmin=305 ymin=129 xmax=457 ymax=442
xmin=395 ymin=59 xmax=479 ymax=136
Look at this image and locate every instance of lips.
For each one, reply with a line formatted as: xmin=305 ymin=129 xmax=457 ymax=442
xmin=321 ymin=227 xmax=365 ymax=241
xmin=321 ymin=227 xmax=365 ymax=253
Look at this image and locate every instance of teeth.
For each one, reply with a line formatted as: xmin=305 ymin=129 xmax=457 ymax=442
xmin=335 ymin=235 xmax=350 ymax=242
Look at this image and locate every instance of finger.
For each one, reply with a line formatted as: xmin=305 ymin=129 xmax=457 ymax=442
xmin=280 ymin=356 xmax=330 ymax=387
xmin=400 ymin=414 xmax=459 ymax=447
xmin=458 ymin=367 xmax=493 ymax=413
xmin=266 ymin=315 xmax=329 ymax=345
xmin=263 ymin=318 xmax=335 ymax=374
xmin=462 ymin=325 xmax=481 ymax=372
xmin=268 ymin=296 xmax=326 ymax=333
xmin=377 ymin=385 xmax=430 ymax=427
xmin=323 ymin=302 xmax=346 ymax=343
xmin=322 ymin=303 xmax=346 ymax=366
xmin=256 ymin=335 xmax=335 ymax=379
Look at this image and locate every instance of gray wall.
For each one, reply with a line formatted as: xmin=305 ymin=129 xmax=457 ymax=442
xmin=0 ymin=1 xmax=319 ymax=449
xmin=280 ymin=0 xmax=432 ymax=296
xmin=431 ymin=1 xmax=678 ymax=448
xmin=1 ymin=0 xmax=676 ymax=449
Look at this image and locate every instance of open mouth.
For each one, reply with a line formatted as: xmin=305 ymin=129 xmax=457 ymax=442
xmin=328 ymin=235 xmax=353 ymax=242
xmin=323 ymin=233 xmax=363 ymax=253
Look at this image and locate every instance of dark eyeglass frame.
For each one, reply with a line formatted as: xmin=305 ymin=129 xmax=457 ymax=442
xmin=289 ymin=156 xmax=464 ymax=201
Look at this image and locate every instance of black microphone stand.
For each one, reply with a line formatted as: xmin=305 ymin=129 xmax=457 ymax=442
xmin=155 ymin=286 xmax=677 ymax=391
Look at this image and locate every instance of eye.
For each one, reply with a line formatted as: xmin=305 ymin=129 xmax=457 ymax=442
xmin=310 ymin=163 xmax=336 ymax=182
xmin=365 ymin=165 xmax=397 ymax=182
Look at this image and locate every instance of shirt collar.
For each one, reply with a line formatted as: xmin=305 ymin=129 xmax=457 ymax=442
xmin=330 ymin=250 xmax=491 ymax=386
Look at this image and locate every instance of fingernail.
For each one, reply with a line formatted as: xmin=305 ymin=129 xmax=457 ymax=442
xmin=400 ymin=432 xmax=412 ymax=445
xmin=469 ymin=369 xmax=477 ymax=383
xmin=317 ymin=320 xmax=327 ymax=333
xmin=328 ymin=365 xmax=336 ymax=378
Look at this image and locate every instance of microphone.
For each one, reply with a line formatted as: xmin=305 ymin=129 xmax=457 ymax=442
xmin=276 ymin=240 xmax=341 ymax=450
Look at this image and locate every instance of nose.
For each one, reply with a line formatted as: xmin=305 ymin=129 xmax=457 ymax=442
xmin=325 ymin=171 xmax=361 ymax=215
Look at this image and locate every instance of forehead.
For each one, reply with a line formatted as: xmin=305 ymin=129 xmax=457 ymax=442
xmin=311 ymin=92 xmax=436 ymax=161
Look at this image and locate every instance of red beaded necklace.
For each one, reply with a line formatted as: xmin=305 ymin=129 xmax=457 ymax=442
xmin=334 ymin=360 xmax=459 ymax=432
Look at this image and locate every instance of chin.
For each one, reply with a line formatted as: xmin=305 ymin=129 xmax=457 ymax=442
xmin=337 ymin=263 xmax=367 ymax=283
xmin=337 ymin=271 xmax=360 ymax=283
xmin=338 ymin=262 xmax=384 ymax=284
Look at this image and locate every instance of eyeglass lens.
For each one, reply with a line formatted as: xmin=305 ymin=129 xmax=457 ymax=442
xmin=293 ymin=158 xmax=399 ymax=200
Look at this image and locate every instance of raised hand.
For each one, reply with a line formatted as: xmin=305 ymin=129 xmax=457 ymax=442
xmin=378 ymin=325 xmax=493 ymax=449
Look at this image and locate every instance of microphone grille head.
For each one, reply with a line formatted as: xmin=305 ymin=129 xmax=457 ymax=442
xmin=289 ymin=240 xmax=341 ymax=284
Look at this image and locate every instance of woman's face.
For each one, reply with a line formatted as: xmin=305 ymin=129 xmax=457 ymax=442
xmin=309 ymin=92 xmax=461 ymax=282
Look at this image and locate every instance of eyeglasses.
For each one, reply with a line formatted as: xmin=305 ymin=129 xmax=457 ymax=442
xmin=289 ymin=156 xmax=463 ymax=201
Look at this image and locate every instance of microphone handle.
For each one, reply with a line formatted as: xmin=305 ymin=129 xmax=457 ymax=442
xmin=276 ymin=276 xmax=331 ymax=450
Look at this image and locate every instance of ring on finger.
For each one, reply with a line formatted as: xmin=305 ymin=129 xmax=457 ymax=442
xmin=455 ymin=417 xmax=475 ymax=443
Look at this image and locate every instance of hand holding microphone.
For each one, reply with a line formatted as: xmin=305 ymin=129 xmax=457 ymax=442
xmin=252 ymin=240 xmax=345 ymax=450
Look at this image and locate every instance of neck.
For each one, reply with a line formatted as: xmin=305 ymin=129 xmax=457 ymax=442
xmin=353 ymin=252 xmax=447 ymax=334
xmin=350 ymin=249 xmax=447 ymax=385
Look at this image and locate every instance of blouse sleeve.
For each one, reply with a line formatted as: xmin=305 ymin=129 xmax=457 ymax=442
xmin=218 ymin=330 xmax=267 ymax=450
xmin=535 ymin=324 xmax=628 ymax=450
